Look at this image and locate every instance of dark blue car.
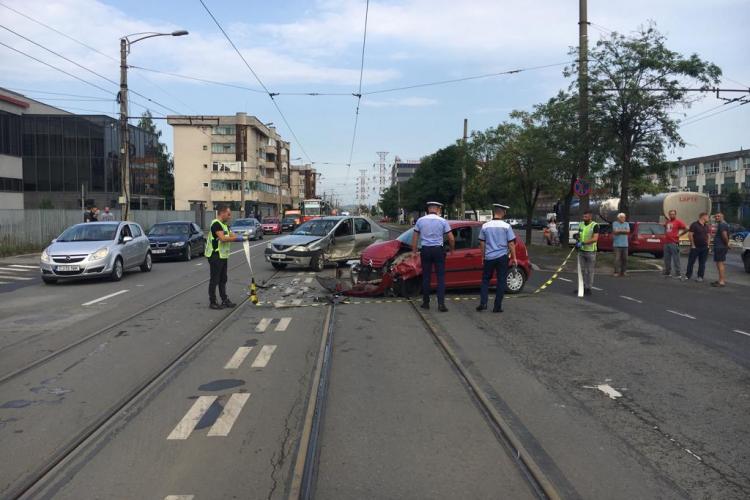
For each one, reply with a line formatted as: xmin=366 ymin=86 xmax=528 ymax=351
xmin=147 ymin=221 xmax=206 ymax=261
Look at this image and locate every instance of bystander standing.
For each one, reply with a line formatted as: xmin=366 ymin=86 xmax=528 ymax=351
xmin=612 ymin=213 xmax=630 ymax=276
xmin=99 ymin=206 xmax=115 ymax=221
xmin=685 ymin=212 xmax=709 ymax=282
xmin=663 ymin=210 xmax=688 ymax=280
xmin=711 ymin=212 xmax=730 ymax=287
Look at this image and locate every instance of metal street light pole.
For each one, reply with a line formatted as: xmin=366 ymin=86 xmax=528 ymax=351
xmin=119 ymin=30 xmax=188 ymax=220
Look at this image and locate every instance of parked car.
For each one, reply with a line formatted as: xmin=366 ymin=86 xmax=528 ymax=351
xmin=231 ymin=218 xmax=263 ymax=240
xmin=265 ymin=216 xmax=388 ymax=271
xmin=743 ymin=235 xmax=750 ymax=273
xmin=596 ymin=221 xmax=666 ymax=258
xmin=261 ymin=217 xmax=282 ymax=235
xmin=147 ymin=221 xmax=205 ymax=261
xmin=351 ymin=221 xmax=531 ymax=296
xmin=731 ymin=229 xmax=749 ymax=243
xmin=40 ymin=221 xmax=152 ymax=284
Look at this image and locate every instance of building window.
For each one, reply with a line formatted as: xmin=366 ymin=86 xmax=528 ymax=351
xmin=212 ymin=143 xmax=236 ymax=154
xmin=0 ymin=111 xmax=22 ymax=157
xmin=203 ymin=182 xmax=209 ymax=187
xmin=721 ymin=159 xmax=738 ymax=172
xmin=743 ymin=157 xmax=750 ymax=170
xmin=203 ymin=145 xmax=208 ymax=150
xmin=0 ymin=176 xmax=23 ymax=192
xmin=685 ymin=164 xmax=698 ymax=176
xmin=212 ymin=125 xmax=236 ymax=135
xmin=704 ymin=161 xmax=719 ymax=174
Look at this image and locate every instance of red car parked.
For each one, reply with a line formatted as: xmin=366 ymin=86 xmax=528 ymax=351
xmin=261 ymin=218 xmax=282 ymax=235
xmin=351 ymin=220 xmax=531 ymax=296
xmin=596 ymin=221 xmax=667 ymax=258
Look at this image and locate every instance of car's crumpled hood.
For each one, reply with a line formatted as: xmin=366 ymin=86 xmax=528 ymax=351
xmin=269 ymin=234 xmax=323 ymax=248
xmin=359 ymin=240 xmax=402 ymax=268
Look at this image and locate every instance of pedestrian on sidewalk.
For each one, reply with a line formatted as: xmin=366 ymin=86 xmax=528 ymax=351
xmin=476 ymin=203 xmax=517 ymax=313
xmin=99 ymin=206 xmax=115 ymax=221
xmin=575 ymin=210 xmax=599 ymax=296
xmin=686 ymin=212 xmax=709 ymax=282
xmin=612 ymin=212 xmax=630 ymax=276
xmin=411 ymin=201 xmax=455 ymax=312
xmin=548 ymin=217 xmax=559 ymax=246
xmin=205 ymin=205 xmax=246 ymax=310
xmin=711 ymin=212 xmax=730 ymax=287
xmin=663 ymin=210 xmax=688 ymax=280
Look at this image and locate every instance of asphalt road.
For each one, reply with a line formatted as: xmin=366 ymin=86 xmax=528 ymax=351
xmin=0 ymin=233 xmax=748 ymax=499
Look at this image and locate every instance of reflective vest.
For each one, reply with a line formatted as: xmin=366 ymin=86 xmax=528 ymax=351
xmin=205 ymin=219 xmax=231 ymax=259
xmin=579 ymin=221 xmax=598 ymax=252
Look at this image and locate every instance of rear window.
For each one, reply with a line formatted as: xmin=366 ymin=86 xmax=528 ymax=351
xmin=637 ymin=223 xmax=665 ymax=235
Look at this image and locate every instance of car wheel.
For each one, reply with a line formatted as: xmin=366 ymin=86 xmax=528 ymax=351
xmin=397 ymin=277 xmax=422 ymax=297
xmin=505 ymin=267 xmax=527 ymax=294
xmin=310 ymin=253 xmax=325 ymax=272
xmin=140 ymin=252 xmax=153 ymax=272
xmin=184 ymin=247 xmax=192 ymax=261
xmin=42 ymin=276 xmax=57 ymax=285
xmin=272 ymin=262 xmax=287 ymax=270
xmin=111 ymin=257 xmax=124 ymax=282
xmin=653 ymin=252 xmax=663 ymax=259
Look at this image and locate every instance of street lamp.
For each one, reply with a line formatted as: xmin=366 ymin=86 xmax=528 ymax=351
xmin=119 ymin=30 xmax=188 ymax=219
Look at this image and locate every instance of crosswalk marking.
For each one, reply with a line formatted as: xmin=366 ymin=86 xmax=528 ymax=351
xmin=275 ymin=318 xmax=292 ymax=331
xmin=167 ymin=396 xmax=217 ymax=440
xmin=251 ymin=345 xmax=277 ymax=368
xmin=9 ymin=264 xmax=37 ymax=269
xmin=0 ymin=266 xmax=31 ymax=272
xmin=224 ymin=347 xmax=254 ymax=370
xmin=0 ymin=274 xmax=33 ymax=281
xmin=256 ymin=318 xmax=273 ymax=332
xmin=206 ymin=393 xmax=251 ymax=437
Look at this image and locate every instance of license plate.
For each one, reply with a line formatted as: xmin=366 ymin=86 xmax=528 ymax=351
xmin=56 ymin=265 xmax=80 ymax=271
xmin=152 ymin=249 xmax=166 ymax=254
xmin=647 ymin=239 xmax=660 ymax=243
xmin=271 ymin=254 xmax=286 ymax=259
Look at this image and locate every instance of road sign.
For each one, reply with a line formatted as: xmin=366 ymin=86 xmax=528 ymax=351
xmin=574 ymin=178 xmax=590 ymax=197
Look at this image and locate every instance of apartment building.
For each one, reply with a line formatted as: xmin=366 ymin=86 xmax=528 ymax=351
xmin=669 ymin=149 xmax=750 ymax=219
xmin=390 ymin=156 xmax=420 ymax=185
xmin=167 ymin=112 xmax=293 ymax=219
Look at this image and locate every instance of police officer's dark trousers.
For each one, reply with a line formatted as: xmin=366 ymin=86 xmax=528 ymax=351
xmin=420 ymin=245 xmax=446 ymax=305
xmin=479 ymin=254 xmax=509 ymax=309
xmin=208 ymin=253 xmax=229 ymax=304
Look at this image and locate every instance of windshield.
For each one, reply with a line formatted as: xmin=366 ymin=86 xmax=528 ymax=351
xmin=148 ymin=224 xmax=189 ymax=236
xmin=57 ymin=223 xmax=119 ymax=242
xmin=264 ymin=218 xmax=279 ymax=224
xmin=232 ymin=219 xmax=256 ymax=227
xmin=303 ymin=202 xmax=321 ymax=216
xmin=293 ymin=219 xmax=336 ymax=236
xmin=283 ymin=217 xmax=296 ymax=223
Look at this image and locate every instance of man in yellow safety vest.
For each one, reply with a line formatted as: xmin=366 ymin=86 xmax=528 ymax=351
xmin=575 ymin=210 xmax=599 ymax=296
xmin=205 ymin=205 xmax=245 ymax=309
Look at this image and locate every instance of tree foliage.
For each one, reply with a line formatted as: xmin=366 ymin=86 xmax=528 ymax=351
xmin=138 ymin=111 xmax=175 ymax=207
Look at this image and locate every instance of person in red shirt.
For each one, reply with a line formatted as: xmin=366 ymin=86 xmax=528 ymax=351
xmin=663 ymin=209 xmax=688 ymax=279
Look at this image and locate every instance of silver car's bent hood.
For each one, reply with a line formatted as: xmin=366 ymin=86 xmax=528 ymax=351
xmin=270 ymin=234 xmax=323 ymax=247
xmin=47 ymin=240 xmax=112 ymax=255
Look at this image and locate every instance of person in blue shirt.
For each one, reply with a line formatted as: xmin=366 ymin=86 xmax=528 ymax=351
xmin=477 ymin=204 xmax=517 ymax=313
xmin=611 ymin=212 xmax=630 ymax=277
xmin=411 ymin=201 xmax=455 ymax=311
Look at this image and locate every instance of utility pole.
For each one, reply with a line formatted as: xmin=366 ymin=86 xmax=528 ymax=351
xmin=237 ymin=124 xmax=247 ymax=218
xmin=577 ymin=0 xmax=590 ymax=212
xmin=276 ymin=137 xmax=283 ymax=218
xmin=459 ymin=118 xmax=468 ymax=219
xmin=119 ymin=38 xmax=130 ymax=220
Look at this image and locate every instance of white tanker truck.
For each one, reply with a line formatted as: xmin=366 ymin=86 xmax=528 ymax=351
xmin=570 ymin=192 xmax=712 ymax=223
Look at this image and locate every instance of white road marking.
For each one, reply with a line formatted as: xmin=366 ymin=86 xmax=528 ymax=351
xmin=275 ymin=317 xmax=292 ymax=331
xmin=0 ymin=266 xmax=31 ymax=272
xmin=224 ymin=346 xmax=254 ymax=369
xmin=9 ymin=264 xmax=37 ymax=269
xmin=304 ymin=277 xmax=313 ymax=284
xmin=195 ymin=262 xmax=203 ymax=266
xmin=207 ymin=393 xmax=251 ymax=437
xmin=733 ymin=329 xmax=750 ymax=338
xmin=666 ymin=309 xmax=696 ymax=320
xmin=685 ymin=449 xmax=703 ymax=461
xmin=255 ymin=318 xmax=273 ymax=332
xmin=620 ymin=295 xmax=643 ymax=304
xmin=165 ymin=496 xmax=194 ymax=500
xmin=0 ymin=274 xmax=33 ymax=281
xmin=167 ymin=396 xmax=217 ymax=440
xmin=591 ymin=286 xmax=604 ymax=291
xmin=558 ymin=277 xmax=572 ymax=282
xmin=597 ymin=384 xmax=622 ymax=399
xmin=229 ymin=240 xmax=268 ymax=256
xmin=251 ymin=345 xmax=277 ymax=368
xmin=82 ymin=289 xmax=129 ymax=306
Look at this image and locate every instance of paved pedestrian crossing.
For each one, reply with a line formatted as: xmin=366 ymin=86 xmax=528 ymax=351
xmin=0 ymin=264 xmax=37 ymax=287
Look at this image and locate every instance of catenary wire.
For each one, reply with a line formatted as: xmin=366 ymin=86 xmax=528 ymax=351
xmin=198 ymin=0 xmax=313 ymax=163
xmin=680 ymin=98 xmax=749 ymax=127
xmin=346 ymin=0 xmax=370 ymax=176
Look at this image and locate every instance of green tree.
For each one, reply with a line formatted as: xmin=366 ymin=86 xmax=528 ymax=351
xmin=138 ymin=111 xmax=174 ymax=208
xmin=401 ymin=145 xmax=463 ymax=213
xmin=379 ymin=185 xmax=400 ymax=219
xmin=568 ymin=23 xmax=721 ymax=214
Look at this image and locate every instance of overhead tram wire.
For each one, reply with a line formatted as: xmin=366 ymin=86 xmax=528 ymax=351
xmin=0 ymin=1 xmax=196 ymax=114
xmin=0 ymin=24 xmax=183 ymax=116
xmin=346 ymin=0 xmax=370 ymax=178
xmin=680 ymin=98 xmax=749 ymax=127
xmin=198 ymin=0 xmax=313 ymax=164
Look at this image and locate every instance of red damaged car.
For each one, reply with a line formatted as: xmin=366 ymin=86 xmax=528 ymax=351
xmin=350 ymin=220 xmax=531 ymax=297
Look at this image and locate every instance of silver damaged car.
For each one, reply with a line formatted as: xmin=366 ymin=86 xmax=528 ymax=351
xmin=40 ymin=222 xmax=152 ymax=284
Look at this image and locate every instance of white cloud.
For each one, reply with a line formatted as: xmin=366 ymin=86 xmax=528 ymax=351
xmin=362 ymin=96 xmax=437 ymax=108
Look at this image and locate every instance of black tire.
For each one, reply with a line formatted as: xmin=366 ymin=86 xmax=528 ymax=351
xmin=310 ymin=253 xmax=325 ymax=272
xmin=653 ymin=252 xmax=663 ymax=259
xmin=183 ymin=246 xmax=192 ymax=261
xmin=110 ymin=257 xmax=124 ymax=282
xmin=42 ymin=276 xmax=57 ymax=285
xmin=272 ymin=262 xmax=287 ymax=270
xmin=397 ymin=277 xmax=422 ymax=297
xmin=505 ymin=267 xmax=527 ymax=294
xmin=140 ymin=252 xmax=153 ymax=272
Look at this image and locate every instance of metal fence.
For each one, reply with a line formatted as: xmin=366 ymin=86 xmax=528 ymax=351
xmin=0 ymin=209 xmax=201 ymax=248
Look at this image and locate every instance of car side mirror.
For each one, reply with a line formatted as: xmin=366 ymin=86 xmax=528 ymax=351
xmin=122 ymin=236 xmax=133 ymax=243
xmin=51 ymin=238 xmax=57 ymax=243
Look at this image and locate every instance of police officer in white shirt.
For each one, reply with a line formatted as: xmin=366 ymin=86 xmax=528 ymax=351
xmin=411 ymin=201 xmax=456 ymax=312
xmin=477 ymin=203 xmax=517 ymax=313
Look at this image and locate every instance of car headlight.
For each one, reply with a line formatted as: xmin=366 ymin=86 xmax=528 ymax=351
xmin=41 ymin=249 xmax=50 ymax=263
xmin=293 ymin=245 xmax=309 ymax=252
xmin=266 ymin=242 xmax=273 ymax=249
xmin=171 ymin=241 xmax=186 ymax=247
xmin=91 ymin=247 xmax=109 ymax=260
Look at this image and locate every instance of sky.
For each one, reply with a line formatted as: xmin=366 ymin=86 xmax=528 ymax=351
xmin=1 ymin=0 xmax=748 ymax=205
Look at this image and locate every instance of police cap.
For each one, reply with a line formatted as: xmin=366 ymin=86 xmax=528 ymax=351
xmin=426 ymin=201 xmax=443 ymax=208
xmin=492 ymin=203 xmax=510 ymax=210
